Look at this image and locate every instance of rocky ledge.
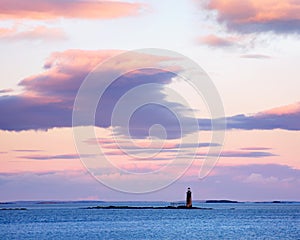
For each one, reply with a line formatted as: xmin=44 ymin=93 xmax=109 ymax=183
xmin=84 ymin=206 xmax=213 ymax=210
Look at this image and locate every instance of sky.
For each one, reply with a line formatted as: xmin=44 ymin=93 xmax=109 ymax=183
xmin=0 ymin=0 xmax=300 ymax=202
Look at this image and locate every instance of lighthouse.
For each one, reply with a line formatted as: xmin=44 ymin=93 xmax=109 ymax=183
xmin=186 ymin=187 xmax=192 ymax=208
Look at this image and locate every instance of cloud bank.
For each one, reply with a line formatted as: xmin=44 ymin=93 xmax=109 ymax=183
xmin=1 ymin=164 xmax=299 ymax=201
xmin=1 ymin=49 xmax=299 ymax=134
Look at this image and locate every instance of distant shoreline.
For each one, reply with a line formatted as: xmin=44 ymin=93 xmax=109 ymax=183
xmin=1 ymin=200 xmax=299 ymax=205
xmin=205 ymin=200 xmax=238 ymax=203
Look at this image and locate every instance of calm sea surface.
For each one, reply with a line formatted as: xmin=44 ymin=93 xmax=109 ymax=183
xmin=0 ymin=201 xmax=299 ymax=239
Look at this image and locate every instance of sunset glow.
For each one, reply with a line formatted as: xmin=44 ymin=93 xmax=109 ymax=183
xmin=0 ymin=0 xmax=299 ymax=202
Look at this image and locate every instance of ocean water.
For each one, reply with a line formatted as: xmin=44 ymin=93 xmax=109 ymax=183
xmin=0 ymin=201 xmax=299 ymax=239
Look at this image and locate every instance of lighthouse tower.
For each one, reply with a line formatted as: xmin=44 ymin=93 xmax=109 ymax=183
xmin=186 ymin=187 xmax=192 ymax=208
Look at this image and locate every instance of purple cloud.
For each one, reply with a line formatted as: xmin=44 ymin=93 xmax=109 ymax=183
xmin=198 ymin=102 xmax=300 ymax=131
xmin=0 ymin=95 xmax=72 ymax=131
xmin=13 ymin=149 xmax=43 ymax=153
xmin=231 ymin=20 xmax=300 ymax=34
xmin=194 ymin=150 xmax=276 ymax=158
xmin=225 ymin=112 xmax=300 ymax=131
xmin=240 ymin=147 xmax=272 ymax=151
xmin=220 ymin=151 xmax=276 ymax=158
xmin=0 ymin=88 xmax=13 ymax=94
xmin=19 ymin=154 xmax=80 ymax=160
xmin=19 ymin=153 xmax=95 ymax=160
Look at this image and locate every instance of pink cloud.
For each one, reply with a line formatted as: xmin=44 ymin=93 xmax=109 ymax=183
xmin=43 ymin=49 xmax=122 ymax=71
xmin=0 ymin=25 xmax=66 ymax=41
xmin=0 ymin=0 xmax=145 ymax=20
xmin=203 ymin=0 xmax=300 ymax=33
xmin=199 ymin=34 xmax=239 ymax=47
xmin=20 ymin=49 xmax=122 ymax=103
xmin=260 ymin=102 xmax=300 ymax=116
